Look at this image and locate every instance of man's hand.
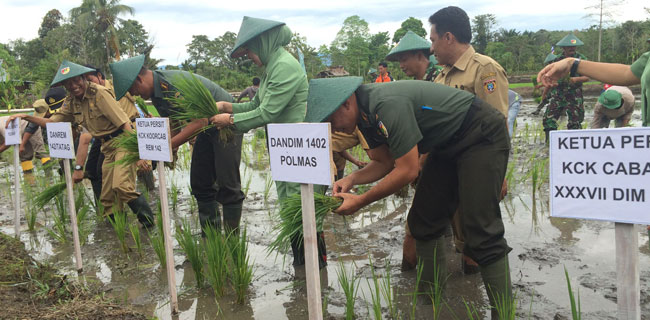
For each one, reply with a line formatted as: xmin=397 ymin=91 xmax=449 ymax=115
xmin=5 ymin=114 xmax=27 ymax=128
xmin=216 ymin=101 xmax=233 ymax=113
xmin=354 ymin=160 xmax=368 ymax=168
xmin=334 ymin=193 xmax=365 ymax=216
xmin=136 ymin=159 xmax=152 ymax=172
xmin=19 ymin=144 xmax=25 ymax=154
xmin=500 ymin=179 xmax=508 ymax=201
xmin=72 ymin=169 xmax=84 ymax=183
xmin=333 ymin=175 xmax=355 ymax=194
xmin=538 ymin=58 xmax=573 ymax=87
xmin=210 ymin=113 xmax=231 ymax=129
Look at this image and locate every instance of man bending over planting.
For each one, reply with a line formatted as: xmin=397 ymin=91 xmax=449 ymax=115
xmin=110 ymin=55 xmax=244 ymax=235
xmin=305 ymin=77 xmax=512 ymax=318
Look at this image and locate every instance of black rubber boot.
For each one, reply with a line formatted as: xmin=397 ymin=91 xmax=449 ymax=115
xmin=197 ymin=200 xmax=219 ymax=236
xmin=544 ymin=129 xmax=551 ymax=144
xmin=90 ymin=178 xmax=102 ymax=203
xmin=290 ymin=232 xmax=327 ymax=269
xmin=415 ymin=237 xmax=447 ymax=302
xmin=222 ymin=203 xmax=242 ymax=236
xmin=480 ymin=255 xmax=512 ymax=319
xmin=127 ymin=194 xmax=154 ymax=229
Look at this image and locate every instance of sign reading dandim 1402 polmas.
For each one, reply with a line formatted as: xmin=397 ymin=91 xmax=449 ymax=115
xmin=550 ymin=127 xmax=650 ymax=224
xmin=267 ymin=123 xmax=332 ymax=186
xmin=46 ymin=122 xmax=75 ymax=159
xmin=136 ymin=118 xmax=172 ymax=162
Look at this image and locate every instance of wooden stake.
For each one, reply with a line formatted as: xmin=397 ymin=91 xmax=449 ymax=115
xmin=63 ymin=159 xmax=83 ymax=272
xmin=300 ymin=183 xmax=323 ymax=320
xmin=158 ymin=162 xmax=178 ymax=314
xmin=13 ymin=145 xmax=20 ymax=238
xmin=615 ymin=222 xmax=640 ymax=320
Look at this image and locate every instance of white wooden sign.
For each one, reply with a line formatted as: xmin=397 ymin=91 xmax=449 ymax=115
xmin=4 ymin=118 xmax=20 ymax=145
xmin=267 ymin=123 xmax=332 ymax=186
xmin=46 ymin=122 xmax=75 ymax=159
xmin=135 ymin=118 xmax=172 ymax=162
xmin=550 ymin=127 xmax=650 ymax=224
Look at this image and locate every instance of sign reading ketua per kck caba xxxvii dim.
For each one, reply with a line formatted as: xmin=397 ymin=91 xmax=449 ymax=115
xmin=267 ymin=123 xmax=333 ymax=186
xmin=550 ymin=127 xmax=650 ymax=224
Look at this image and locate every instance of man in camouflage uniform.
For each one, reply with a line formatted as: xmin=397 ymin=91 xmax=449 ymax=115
xmin=543 ymin=33 xmax=590 ymax=140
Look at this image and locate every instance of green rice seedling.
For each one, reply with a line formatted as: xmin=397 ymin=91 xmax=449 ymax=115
xmin=129 ymin=222 xmax=143 ymax=257
xmin=410 ymin=259 xmax=425 ymax=320
xmin=462 ymin=299 xmax=481 ymax=319
xmin=148 ymin=229 xmax=166 ymax=269
xmin=166 ymin=73 xmax=232 ymax=142
xmin=242 ymin=174 xmax=252 ymax=198
xmin=491 ymin=289 xmax=518 ymax=320
xmin=135 ymin=96 xmax=152 ymax=117
xmin=204 ymin=226 xmax=229 ymax=297
xmin=365 ymin=255 xmax=383 ymax=320
xmin=188 ymin=186 xmax=198 ymax=214
xmin=564 ymin=267 xmax=581 ymax=320
xmin=176 ymin=218 xmax=204 ymax=288
xmin=380 ymin=260 xmax=399 ymax=319
xmin=46 ymin=199 xmax=68 ymax=243
xmin=76 ymin=205 xmax=91 ymax=245
xmin=336 ymin=261 xmax=360 ymax=320
xmin=171 ymin=181 xmax=179 ymax=213
xmin=34 ymin=182 xmax=66 ymax=208
xmin=228 ymin=227 xmax=254 ymax=304
xmin=268 ymin=193 xmax=341 ymax=255
xmin=111 ymin=130 xmax=141 ymax=167
xmin=26 ymin=204 xmax=39 ymax=232
xmin=109 ymin=210 xmax=130 ymax=254
xmin=263 ymin=173 xmax=273 ymax=204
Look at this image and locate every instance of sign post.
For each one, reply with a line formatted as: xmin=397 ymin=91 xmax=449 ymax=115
xmin=550 ymin=128 xmax=650 ymax=319
xmin=135 ymin=118 xmax=177 ymax=314
xmin=46 ymin=122 xmax=83 ymax=272
xmin=4 ymin=118 xmax=21 ymax=238
xmin=267 ymin=123 xmax=333 ymax=320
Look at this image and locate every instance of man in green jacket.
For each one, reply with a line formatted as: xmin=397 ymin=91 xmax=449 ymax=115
xmin=305 ymin=77 xmax=512 ymax=318
xmin=210 ymin=16 xmax=327 ymax=268
xmin=110 ymin=55 xmax=245 ymax=235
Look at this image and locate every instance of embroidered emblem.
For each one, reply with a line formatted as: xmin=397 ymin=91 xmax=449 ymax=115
xmin=174 ymin=91 xmax=181 ymax=98
xmin=483 ymin=79 xmax=496 ymax=94
xmin=570 ymin=39 xmax=577 ymax=44
xmin=48 ymin=97 xmax=55 ymax=104
xmin=61 ymin=67 xmax=70 ymax=75
xmin=160 ymin=82 xmax=169 ymax=91
xmin=377 ymin=121 xmax=389 ymax=138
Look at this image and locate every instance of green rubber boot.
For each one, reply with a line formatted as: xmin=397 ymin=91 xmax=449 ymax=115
xmin=415 ymin=237 xmax=447 ymax=302
xmin=479 ymin=255 xmax=512 ymax=319
xmin=127 ymin=194 xmax=154 ymax=229
xmin=222 ymin=203 xmax=242 ymax=236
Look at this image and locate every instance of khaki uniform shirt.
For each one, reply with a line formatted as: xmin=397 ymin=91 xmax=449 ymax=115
xmin=50 ymin=82 xmax=129 ymax=137
xmin=434 ymin=46 xmax=509 ymax=116
xmin=105 ymin=79 xmax=139 ymax=120
xmin=590 ymin=86 xmax=635 ymax=128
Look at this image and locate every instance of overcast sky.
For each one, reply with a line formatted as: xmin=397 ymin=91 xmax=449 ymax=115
xmin=1 ymin=0 xmax=648 ymax=65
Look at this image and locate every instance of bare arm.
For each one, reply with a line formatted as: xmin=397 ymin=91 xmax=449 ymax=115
xmin=75 ymin=133 xmax=92 ymax=169
xmin=171 ymin=118 xmax=207 ymax=149
xmin=539 ymin=58 xmax=640 ymax=87
xmin=333 ymin=144 xmax=395 ymax=193
xmin=338 ymin=150 xmax=367 ymax=167
xmin=6 ymin=114 xmax=52 ymax=128
xmin=0 ymin=143 xmax=8 ymax=153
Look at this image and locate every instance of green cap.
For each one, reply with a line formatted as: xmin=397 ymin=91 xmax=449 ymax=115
xmin=50 ymin=60 xmax=95 ymax=87
xmin=543 ymin=53 xmax=557 ymax=65
xmin=304 ymin=76 xmax=363 ymax=123
xmin=385 ymin=31 xmax=431 ymax=61
xmin=556 ymin=33 xmax=584 ymax=47
xmin=368 ymin=68 xmax=377 ymax=75
xmin=598 ymin=89 xmax=622 ymax=109
xmin=109 ymin=55 xmax=145 ymax=100
xmin=231 ymin=16 xmax=285 ymax=58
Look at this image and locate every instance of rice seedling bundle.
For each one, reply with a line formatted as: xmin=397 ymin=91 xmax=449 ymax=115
xmin=176 ymin=218 xmax=204 ymax=288
xmin=135 ymin=96 xmax=152 ymax=117
xmin=165 ymin=73 xmax=232 ymax=142
xmin=34 ymin=182 xmax=66 ymax=208
xmin=109 ymin=211 xmax=129 ymax=254
xmin=268 ymin=193 xmax=341 ymax=254
xmin=204 ymin=226 xmax=229 ymax=298
xmin=336 ymin=261 xmax=359 ymax=320
xmin=111 ymin=130 xmax=141 ymax=168
xmin=228 ymin=228 xmax=254 ymax=304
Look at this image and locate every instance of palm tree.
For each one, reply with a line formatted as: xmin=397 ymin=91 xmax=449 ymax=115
xmin=70 ymin=0 xmax=134 ymax=65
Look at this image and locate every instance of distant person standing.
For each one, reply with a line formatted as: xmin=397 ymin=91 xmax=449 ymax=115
xmin=374 ymin=62 xmax=394 ymax=82
xmin=237 ymin=77 xmax=260 ymax=102
xmin=542 ymin=33 xmax=589 ymax=141
xmin=590 ymin=86 xmax=635 ymax=129
xmin=507 ymin=89 xmax=522 ymax=137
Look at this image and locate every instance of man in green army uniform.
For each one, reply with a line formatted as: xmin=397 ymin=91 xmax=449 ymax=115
xmin=428 ymin=6 xmax=509 ymax=274
xmin=7 ymin=61 xmax=154 ymax=228
xmin=532 ymin=52 xmax=559 ymax=115
xmin=542 ymin=33 xmax=590 ymax=140
xmin=305 ymin=77 xmax=512 ymax=318
xmin=110 ymin=55 xmax=245 ymax=235
xmin=386 ymin=30 xmax=442 ymax=82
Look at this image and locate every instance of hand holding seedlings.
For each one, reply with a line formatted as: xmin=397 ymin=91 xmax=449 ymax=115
xmin=209 ymin=113 xmax=232 ymax=129
xmin=333 ymin=193 xmax=364 ymax=216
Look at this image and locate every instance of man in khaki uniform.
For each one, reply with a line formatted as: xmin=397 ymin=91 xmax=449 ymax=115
xmin=7 ymin=61 xmax=154 ymax=228
xmin=427 ymin=6 xmax=509 ymax=275
xmin=331 ymin=128 xmax=369 ymax=180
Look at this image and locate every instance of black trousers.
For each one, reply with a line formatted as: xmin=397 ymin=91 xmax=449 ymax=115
xmin=190 ymin=127 xmax=244 ymax=205
xmin=407 ymin=98 xmax=511 ymax=266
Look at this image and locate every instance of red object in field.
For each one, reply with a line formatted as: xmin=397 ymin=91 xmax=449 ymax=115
xmin=603 ymin=84 xmax=613 ymax=90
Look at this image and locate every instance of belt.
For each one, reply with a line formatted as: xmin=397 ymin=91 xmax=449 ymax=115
xmin=99 ymin=128 xmax=124 ymax=143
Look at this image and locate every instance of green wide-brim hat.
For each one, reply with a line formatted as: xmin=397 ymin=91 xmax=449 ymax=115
xmin=230 ymin=16 xmax=286 ymax=58
xmin=543 ymin=53 xmax=557 ymax=65
xmin=556 ymin=33 xmax=584 ymax=47
xmin=109 ymin=55 xmax=145 ymax=100
xmin=598 ymin=89 xmax=622 ymax=109
xmin=385 ymin=30 xmax=431 ymax=61
xmin=304 ymin=76 xmax=363 ymax=123
xmin=50 ymin=60 xmax=95 ymax=87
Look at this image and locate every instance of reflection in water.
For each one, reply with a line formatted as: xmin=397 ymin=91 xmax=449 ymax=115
xmin=549 ymin=217 xmax=582 ymax=244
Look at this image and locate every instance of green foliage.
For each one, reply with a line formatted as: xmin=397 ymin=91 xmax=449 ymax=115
xmin=336 ymin=261 xmax=359 ymax=320
xmin=111 ymin=130 xmax=140 ymax=167
xmin=108 ymin=210 xmax=129 ymax=254
xmin=176 ymin=218 xmax=204 ymax=288
xmin=564 ymin=267 xmax=581 ymax=320
xmin=34 ymin=182 xmax=66 ymax=208
xmin=393 ymin=17 xmax=427 ymax=43
xmin=228 ymin=228 xmax=254 ymax=304
xmin=204 ymin=226 xmax=229 ymax=297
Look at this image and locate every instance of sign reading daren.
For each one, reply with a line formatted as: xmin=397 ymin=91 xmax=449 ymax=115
xmin=550 ymin=127 xmax=650 ymax=224
xmin=267 ymin=123 xmax=332 ymax=186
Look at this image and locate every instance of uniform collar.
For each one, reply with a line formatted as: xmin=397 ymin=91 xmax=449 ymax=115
xmin=153 ymin=70 xmax=169 ymax=99
xmin=450 ymin=45 xmax=475 ymax=72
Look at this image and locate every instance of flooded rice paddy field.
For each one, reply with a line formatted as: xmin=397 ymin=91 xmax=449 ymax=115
xmin=0 ymin=95 xmax=648 ymax=319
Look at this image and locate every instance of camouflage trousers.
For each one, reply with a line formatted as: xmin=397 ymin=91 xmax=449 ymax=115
xmin=542 ymin=88 xmax=584 ymax=131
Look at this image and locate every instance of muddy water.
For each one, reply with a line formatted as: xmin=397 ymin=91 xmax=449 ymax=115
xmin=0 ymin=96 xmax=649 ymax=319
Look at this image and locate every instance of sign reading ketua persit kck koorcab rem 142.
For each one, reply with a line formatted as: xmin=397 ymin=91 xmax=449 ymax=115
xmin=550 ymin=127 xmax=650 ymax=225
xmin=267 ymin=123 xmax=333 ymax=186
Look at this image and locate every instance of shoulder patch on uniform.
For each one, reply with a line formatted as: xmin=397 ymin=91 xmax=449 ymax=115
xmin=377 ymin=121 xmax=389 ymax=138
xmin=160 ymin=82 xmax=169 ymax=91
xmin=480 ymin=72 xmax=496 ymax=80
xmin=483 ymin=79 xmax=496 ymax=94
